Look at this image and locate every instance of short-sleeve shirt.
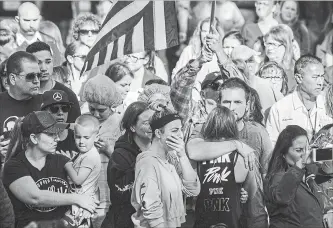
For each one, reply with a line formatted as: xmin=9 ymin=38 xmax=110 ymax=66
xmin=70 ymin=146 xmax=101 ymax=196
xmin=2 ymin=152 xmax=70 ymax=228
xmin=0 ymin=92 xmax=42 ymax=135
xmin=55 ymin=129 xmax=79 ymax=159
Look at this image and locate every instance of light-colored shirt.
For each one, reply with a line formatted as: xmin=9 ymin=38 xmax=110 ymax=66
xmin=266 ymin=90 xmax=333 ymax=146
xmin=70 ymin=146 xmax=101 ymax=197
xmin=16 ymin=31 xmax=43 ymax=46
xmin=131 ymin=151 xmax=200 ymax=228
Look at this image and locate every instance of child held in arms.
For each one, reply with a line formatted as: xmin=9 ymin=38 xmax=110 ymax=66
xmin=63 ymin=114 xmax=101 ymax=227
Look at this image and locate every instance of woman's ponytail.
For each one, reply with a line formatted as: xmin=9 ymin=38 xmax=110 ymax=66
xmin=5 ymin=117 xmax=25 ymax=162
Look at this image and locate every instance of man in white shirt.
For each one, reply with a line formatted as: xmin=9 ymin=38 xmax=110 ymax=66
xmin=266 ymin=55 xmax=333 ymax=146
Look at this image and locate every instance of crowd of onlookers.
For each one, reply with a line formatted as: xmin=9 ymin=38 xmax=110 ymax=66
xmin=0 ymin=1 xmax=333 ymax=228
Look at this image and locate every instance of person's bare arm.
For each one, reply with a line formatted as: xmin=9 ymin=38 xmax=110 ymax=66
xmin=187 ymin=138 xmax=255 ymax=170
xmin=64 ymin=162 xmax=92 ymax=185
xmin=9 ymin=176 xmax=98 ymax=213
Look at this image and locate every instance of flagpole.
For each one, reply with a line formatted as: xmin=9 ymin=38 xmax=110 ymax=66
xmin=209 ymin=0 xmax=216 ymax=33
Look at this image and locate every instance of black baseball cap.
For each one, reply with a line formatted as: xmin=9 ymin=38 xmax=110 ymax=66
xmin=22 ymin=111 xmax=69 ymax=137
xmin=201 ymin=72 xmax=223 ymax=90
xmin=41 ymin=90 xmax=73 ymax=110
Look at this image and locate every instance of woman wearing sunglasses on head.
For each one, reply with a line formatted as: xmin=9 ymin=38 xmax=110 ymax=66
xmin=41 ymin=90 xmax=79 ymax=160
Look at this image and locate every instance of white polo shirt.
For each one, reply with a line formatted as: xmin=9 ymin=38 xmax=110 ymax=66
xmin=266 ymin=90 xmax=333 ymax=146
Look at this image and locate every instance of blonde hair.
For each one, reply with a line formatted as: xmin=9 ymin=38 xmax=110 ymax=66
xmin=264 ymin=24 xmax=294 ymax=70
xmin=189 ymin=17 xmax=224 ymax=58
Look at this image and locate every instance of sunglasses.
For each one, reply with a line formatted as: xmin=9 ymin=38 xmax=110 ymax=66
xmin=48 ymin=105 xmax=71 ymax=114
xmin=79 ymin=29 xmax=99 ymax=36
xmin=16 ymin=72 xmax=42 ymax=81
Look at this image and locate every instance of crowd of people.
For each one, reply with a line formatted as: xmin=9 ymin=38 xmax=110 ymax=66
xmin=0 ymin=1 xmax=333 ymax=228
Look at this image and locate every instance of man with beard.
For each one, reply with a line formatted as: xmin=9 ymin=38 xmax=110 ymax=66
xmin=266 ymin=55 xmax=333 ymax=146
xmin=0 ymin=51 xmax=42 ymax=165
xmin=26 ymin=41 xmax=80 ymax=123
xmin=15 ymin=2 xmax=62 ymax=66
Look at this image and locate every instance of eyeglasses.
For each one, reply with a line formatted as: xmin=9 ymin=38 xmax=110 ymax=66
xmin=79 ymin=29 xmax=99 ymax=36
xmin=264 ymin=42 xmax=284 ymax=49
xmin=73 ymin=55 xmax=87 ymax=60
xmin=48 ymin=105 xmax=71 ymax=113
xmin=16 ymin=72 xmax=42 ymax=81
xmin=125 ymin=55 xmax=146 ymax=63
xmin=263 ymin=76 xmax=283 ymax=81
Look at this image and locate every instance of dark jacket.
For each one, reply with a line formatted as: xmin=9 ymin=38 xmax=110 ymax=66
xmin=264 ymin=166 xmax=324 ymax=228
xmin=0 ymin=178 xmax=14 ymax=228
xmin=102 ymin=133 xmax=142 ymax=228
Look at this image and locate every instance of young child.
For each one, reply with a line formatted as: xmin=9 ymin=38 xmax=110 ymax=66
xmin=63 ymin=114 xmax=101 ymax=227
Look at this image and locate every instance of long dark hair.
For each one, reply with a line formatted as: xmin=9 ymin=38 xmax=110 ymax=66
xmin=201 ymin=105 xmax=239 ymax=141
xmin=266 ymin=125 xmax=308 ymax=184
xmin=120 ymin=101 xmax=150 ymax=143
xmin=5 ymin=117 xmax=30 ymax=162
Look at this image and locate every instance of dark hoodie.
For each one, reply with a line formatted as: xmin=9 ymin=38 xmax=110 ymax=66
xmin=101 ymin=132 xmax=142 ymax=228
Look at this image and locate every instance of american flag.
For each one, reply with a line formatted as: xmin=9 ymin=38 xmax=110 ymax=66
xmin=81 ymin=0 xmax=179 ymax=75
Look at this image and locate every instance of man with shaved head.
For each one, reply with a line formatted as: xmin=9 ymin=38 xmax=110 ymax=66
xmin=15 ymin=2 xmax=62 ymax=66
xmin=15 ymin=2 xmax=42 ymax=46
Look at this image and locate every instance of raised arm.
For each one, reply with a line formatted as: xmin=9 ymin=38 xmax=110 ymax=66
xmin=205 ymin=24 xmax=248 ymax=83
xmin=170 ymin=48 xmax=212 ymax=122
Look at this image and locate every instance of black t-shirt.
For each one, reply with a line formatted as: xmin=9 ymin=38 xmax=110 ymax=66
xmin=0 ymin=92 xmax=42 ymax=135
xmin=55 ymin=129 xmax=79 ymax=159
xmin=194 ymin=151 xmax=241 ymax=228
xmin=3 ymin=152 xmax=70 ymax=228
xmin=53 ymin=82 xmax=81 ymax=123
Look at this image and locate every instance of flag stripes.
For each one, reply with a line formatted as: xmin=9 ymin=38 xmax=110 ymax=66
xmin=82 ymin=0 xmax=179 ymax=75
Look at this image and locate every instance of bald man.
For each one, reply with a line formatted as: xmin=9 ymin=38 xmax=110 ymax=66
xmin=15 ymin=2 xmax=63 ymax=66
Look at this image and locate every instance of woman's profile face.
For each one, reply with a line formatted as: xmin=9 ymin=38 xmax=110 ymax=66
xmin=115 ymin=74 xmax=133 ymax=99
xmin=88 ymin=102 xmax=113 ymax=123
xmin=285 ymin=135 xmax=308 ymax=166
xmin=264 ymin=36 xmax=286 ymax=64
xmin=35 ymin=133 xmax=60 ymax=153
xmin=280 ymin=1 xmax=298 ymax=24
xmin=223 ymin=37 xmax=242 ymax=57
xmin=200 ymin=22 xmax=210 ymax=45
xmin=133 ymin=109 xmax=155 ymax=140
